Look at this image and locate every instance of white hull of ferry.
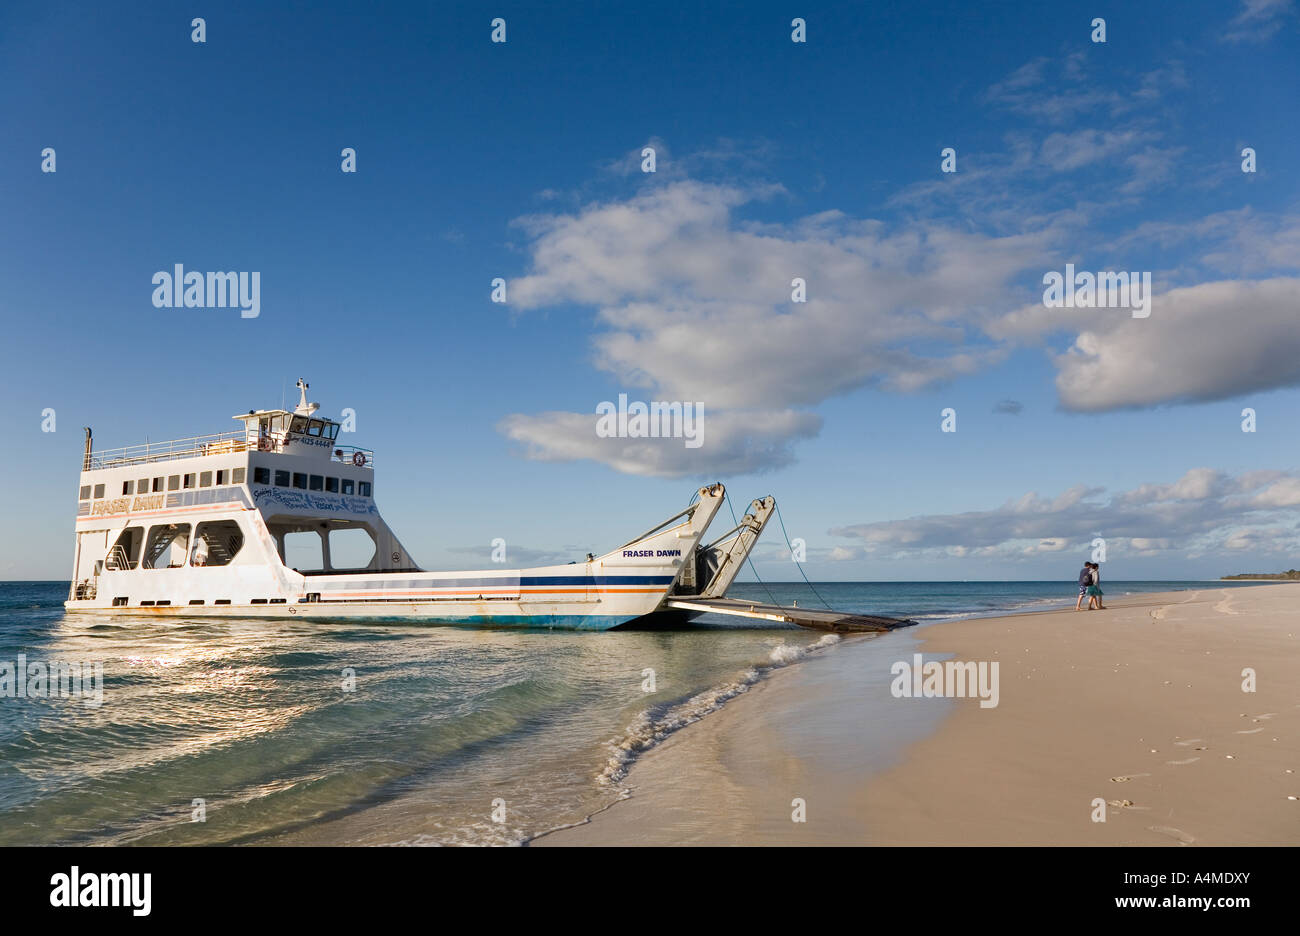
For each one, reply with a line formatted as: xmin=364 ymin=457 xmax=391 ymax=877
xmin=66 ymin=488 xmax=727 ymax=629
xmin=68 ymin=551 xmax=708 ymax=632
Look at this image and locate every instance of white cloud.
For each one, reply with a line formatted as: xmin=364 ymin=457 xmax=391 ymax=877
xmin=498 ymin=407 xmax=822 ymax=479
xmin=1223 ymin=0 xmax=1294 ymax=42
xmin=1052 ymin=277 xmax=1300 ymax=411
xmin=500 ymin=179 xmax=1047 ymax=475
xmin=830 ymin=468 xmax=1300 ymax=561
xmin=1039 ymin=129 xmax=1140 ymax=171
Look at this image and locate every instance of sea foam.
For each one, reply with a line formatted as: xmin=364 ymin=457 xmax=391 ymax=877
xmin=598 ymin=633 xmax=840 ymax=787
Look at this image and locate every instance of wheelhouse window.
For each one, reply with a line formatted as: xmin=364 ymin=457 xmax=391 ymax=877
xmin=325 ymin=477 xmax=339 ymax=493
xmin=290 ymin=415 xmax=308 ymax=434
xmin=253 ymin=467 xmax=271 ymax=485
xmin=341 ymin=479 xmax=355 ymax=495
xmin=153 ymin=477 xmax=164 ymax=492
xmin=215 ymin=469 xmax=226 ymax=486
xmin=138 ymin=478 xmax=149 ymax=493
xmin=232 ymin=467 xmax=246 ymax=484
xmin=358 ymin=481 xmax=372 ymax=497
xmin=79 ymin=485 xmax=91 ymax=500
xmin=307 ymin=419 xmax=323 ymax=437
xmin=199 ymin=471 xmax=213 ymax=488
xmin=292 ymin=473 xmax=307 ymax=489
xmin=168 ymin=475 xmax=180 ymax=491
xmin=274 ymin=470 xmax=290 ymax=487
xmin=93 ymin=483 xmax=105 ymax=499
xmin=309 ymin=475 xmax=323 ymax=491
xmin=183 ymin=473 xmax=196 ymax=489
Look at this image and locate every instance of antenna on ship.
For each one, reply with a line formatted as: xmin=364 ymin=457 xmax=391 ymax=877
xmin=294 ymin=377 xmax=320 ymax=416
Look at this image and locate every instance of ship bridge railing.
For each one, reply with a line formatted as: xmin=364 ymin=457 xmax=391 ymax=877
xmin=330 ymin=445 xmax=376 ymax=469
xmin=87 ymin=432 xmax=377 ymax=471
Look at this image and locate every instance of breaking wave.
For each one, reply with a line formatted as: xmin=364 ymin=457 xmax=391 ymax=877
xmin=598 ymin=634 xmax=840 ymax=787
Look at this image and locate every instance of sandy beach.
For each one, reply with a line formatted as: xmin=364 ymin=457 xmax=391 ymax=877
xmin=535 ymin=584 xmax=1299 ymax=846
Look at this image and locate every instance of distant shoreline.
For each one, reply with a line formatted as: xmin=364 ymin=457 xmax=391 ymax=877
xmin=1220 ymin=571 xmax=1300 ymax=580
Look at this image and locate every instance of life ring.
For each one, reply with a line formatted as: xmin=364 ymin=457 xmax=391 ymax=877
xmin=352 ymin=451 xmax=366 ymax=467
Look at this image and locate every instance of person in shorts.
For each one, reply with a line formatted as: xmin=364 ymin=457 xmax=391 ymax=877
xmin=1075 ymin=562 xmax=1092 ymax=610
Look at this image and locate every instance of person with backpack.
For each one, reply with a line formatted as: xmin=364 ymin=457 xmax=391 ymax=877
xmin=1075 ymin=561 xmax=1092 ymax=611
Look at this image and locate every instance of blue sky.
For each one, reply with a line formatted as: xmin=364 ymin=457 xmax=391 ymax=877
xmin=2 ymin=0 xmax=1298 ymax=580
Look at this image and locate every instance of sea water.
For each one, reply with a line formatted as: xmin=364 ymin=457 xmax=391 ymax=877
xmin=0 ymin=579 xmax=1270 ymax=845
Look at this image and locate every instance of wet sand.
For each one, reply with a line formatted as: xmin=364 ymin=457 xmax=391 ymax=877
xmin=534 ymin=584 xmax=1299 ymax=845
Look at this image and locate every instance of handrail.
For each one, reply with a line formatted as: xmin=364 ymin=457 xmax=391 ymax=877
xmin=87 ymin=431 xmax=250 ymax=469
xmin=86 ymin=432 xmax=377 ymax=470
xmin=105 ymin=544 xmax=136 ymax=571
xmin=330 ymin=445 xmax=376 ymax=469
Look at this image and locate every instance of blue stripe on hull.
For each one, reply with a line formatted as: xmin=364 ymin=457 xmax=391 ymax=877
xmin=310 ymin=574 xmax=674 ymax=592
xmin=293 ymin=612 xmax=637 ymax=631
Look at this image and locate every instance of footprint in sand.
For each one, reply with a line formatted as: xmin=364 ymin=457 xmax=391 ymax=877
xmin=1150 ymin=606 xmax=1169 ymax=621
xmin=1149 ymin=825 xmax=1196 ymax=845
xmin=1173 ymin=739 xmax=1203 ymax=747
xmin=1237 ymin=727 xmax=1264 ymax=735
xmin=1110 ymin=773 xmax=1151 ymax=782
xmin=1166 ymin=757 xmax=1200 ymax=765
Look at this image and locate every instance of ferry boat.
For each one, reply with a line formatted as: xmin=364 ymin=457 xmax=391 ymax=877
xmin=64 ymin=381 xmax=783 ymax=630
